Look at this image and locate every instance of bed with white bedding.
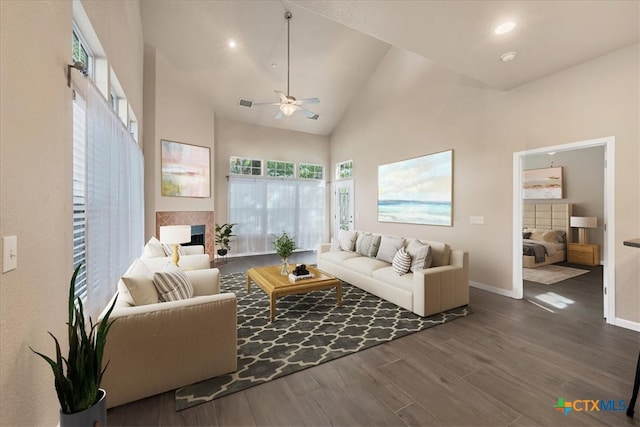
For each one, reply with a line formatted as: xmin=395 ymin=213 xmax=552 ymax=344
xmin=522 ymin=203 xmax=572 ymax=268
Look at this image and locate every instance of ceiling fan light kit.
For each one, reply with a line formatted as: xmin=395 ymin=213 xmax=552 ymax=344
xmin=245 ymin=11 xmax=320 ymax=120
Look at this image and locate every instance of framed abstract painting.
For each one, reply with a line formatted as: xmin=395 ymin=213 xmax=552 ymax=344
xmin=523 ymin=167 xmax=563 ymax=199
xmin=161 ymin=140 xmax=210 ymax=198
xmin=378 ymin=149 xmax=453 ymax=226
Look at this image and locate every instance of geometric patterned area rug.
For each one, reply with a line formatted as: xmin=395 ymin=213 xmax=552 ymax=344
xmin=523 ymin=265 xmax=590 ymax=285
xmin=175 ymin=271 xmax=470 ymax=411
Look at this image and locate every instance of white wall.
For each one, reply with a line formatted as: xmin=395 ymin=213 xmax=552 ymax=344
xmin=143 ymin=46 xmax=215 ymax=239
xmin=0 ymin=1 xmax=144 ymax=424
xmin=330 ymin=44 xmax=639 ymax=323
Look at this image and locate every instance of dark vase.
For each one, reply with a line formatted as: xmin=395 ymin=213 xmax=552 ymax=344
xmin=217 ymin=249 xmax=228 ymax=256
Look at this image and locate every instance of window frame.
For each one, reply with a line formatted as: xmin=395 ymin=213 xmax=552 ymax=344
xmin=230 ymin=156 xmax=263 ymax=176
xmin=266 ymin=160 xmax=295 ymax=178
xmin=299 ymin=163 xmax=324 ymax=180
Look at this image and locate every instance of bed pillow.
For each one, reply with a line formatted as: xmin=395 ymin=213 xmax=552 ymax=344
xmin=522 ymin=231 xmax=532 ymax=239
xmin=153 ymin=264 xmax=194 ymax=302
xmin=541 ymin=230 xmax=566 ymax=243
xmin=338 ymin=229 xmax=358 ymax=252
xmin=355 ymin=232 xmax=382 ymax=258
xmin=406 ymin=239 xmax=433 ymax=272
xmin=376 ymin=235 xmax=406 ymax=263
xmin=392 ymin=247 xmax=411 ymax=275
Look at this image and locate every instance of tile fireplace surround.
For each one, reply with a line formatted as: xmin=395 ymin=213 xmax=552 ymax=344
xmin=156 ymin=211 xmax=214 ymax=260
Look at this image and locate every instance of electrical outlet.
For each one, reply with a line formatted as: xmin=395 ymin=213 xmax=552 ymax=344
xmin=2 ymin=235 xmax=17 ymax=272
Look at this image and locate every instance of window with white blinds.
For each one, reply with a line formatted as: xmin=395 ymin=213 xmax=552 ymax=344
xmin=228 ymin=176 xmax=325 ymax=255
xmin=72 ymin=90 xmax=88 ymax=303
xmin=72 ymin=83 xmax=144 ymax=318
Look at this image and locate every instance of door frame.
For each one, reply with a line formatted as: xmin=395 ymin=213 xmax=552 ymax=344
xmin=512 ymin=136 xmax=615 ymax=324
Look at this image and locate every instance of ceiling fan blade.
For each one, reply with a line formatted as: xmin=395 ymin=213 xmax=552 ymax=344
xmin=275 ymin=110 xmax=284 ymax=120
xmin=274 ymin=90 xmax=288 ymax=103
xmin=252 ymin=102 xmax=281 ymax=106
xmin=294 ymin=97 xmax=320 ymax=105
xmin=299 ymin=107 xmax=319 ymax=119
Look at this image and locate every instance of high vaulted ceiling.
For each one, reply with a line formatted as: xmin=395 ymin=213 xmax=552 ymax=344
xmin=140 ymin=1 xmax=639 ymax=136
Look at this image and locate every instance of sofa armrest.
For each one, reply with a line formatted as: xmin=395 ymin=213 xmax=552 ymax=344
xmin=185 ymin=268 xmax=220 ymax=296
xmin=411 ymin=250 xmax=469 ymax=317
xmin=182 ymin=245 xmax=204 ymax=255
xmin=317 ymin=243 xmax=331 ymax=265
xmin=101 ymin=292 xmax=237 ymax=408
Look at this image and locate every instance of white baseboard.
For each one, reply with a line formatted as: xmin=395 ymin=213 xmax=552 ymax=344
xmin=469 ymin=281 xmax=518 ymax=299
xmin=612 ymin=317 xmax=640 ymax=332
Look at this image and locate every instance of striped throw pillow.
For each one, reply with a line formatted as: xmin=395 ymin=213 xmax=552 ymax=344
xmin=152 ymin=267 xmax=194 ymax=302
xmin=392 ymin=247 xmax=412 ymax=275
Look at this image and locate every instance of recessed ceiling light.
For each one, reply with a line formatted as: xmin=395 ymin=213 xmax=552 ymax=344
xmin=272 ymin=63 xmax=277 ymax=68
xmin=228 ymin=39 xmax=237 ymax=48
xmin=495 ymin=22 xmax=516 ymax=35
xmin=500 ymin=51 xmax=517 ymax=62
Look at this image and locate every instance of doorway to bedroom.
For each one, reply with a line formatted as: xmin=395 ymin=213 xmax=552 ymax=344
xmin=513 ymin=137 xmax=614 ymax=324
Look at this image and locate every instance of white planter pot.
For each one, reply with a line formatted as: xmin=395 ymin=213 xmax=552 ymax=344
xmin=59 ymin=388 xmax=107 ymax=427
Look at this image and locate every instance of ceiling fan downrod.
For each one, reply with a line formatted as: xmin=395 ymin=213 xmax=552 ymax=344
xmin=285 ymin=11 xmax=292 ymax=98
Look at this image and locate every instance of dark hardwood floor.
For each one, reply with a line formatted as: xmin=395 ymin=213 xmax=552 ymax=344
xmin=107 ymin=254 xmax=639 ymax=426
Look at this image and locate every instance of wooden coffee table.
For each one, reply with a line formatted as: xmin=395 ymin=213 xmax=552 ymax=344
xmin=246 ymin=265 xmax=342 ymax=322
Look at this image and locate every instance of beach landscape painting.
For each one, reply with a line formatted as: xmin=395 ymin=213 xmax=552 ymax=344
xmin=161 ymin=140 xmax=210 ymax=197
xmin=378 ymin=150 xmax=453 ymax=226
xmin=523 ymin=167 xmax=563 ymax=199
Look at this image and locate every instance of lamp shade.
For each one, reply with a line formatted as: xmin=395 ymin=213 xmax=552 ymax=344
xmin=159 ymin=225 xmax=191 ymax=244
xmin=570 ymin=216 xmax=597 ymax=228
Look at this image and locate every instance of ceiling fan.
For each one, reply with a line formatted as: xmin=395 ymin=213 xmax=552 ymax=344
xmin=248 ymin=11 xmax=320 ymax=120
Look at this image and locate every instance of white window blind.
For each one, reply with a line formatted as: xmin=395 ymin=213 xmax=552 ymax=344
xmin=83 ymin=83 xmax=144 ymax=318
xmin=72 ymin=90 xmax=88 ymax=303
xmin=229 ymin=176 xmax=325 ymax=255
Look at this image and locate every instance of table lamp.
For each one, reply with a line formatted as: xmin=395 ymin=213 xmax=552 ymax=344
xmin=159 ymin=225 xmax=191 ymax=266
xmin=570 ymin=216 xmax=597 ymax=244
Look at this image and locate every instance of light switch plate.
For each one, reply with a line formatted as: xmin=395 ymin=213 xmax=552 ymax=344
xmin=2 ymin=235 xmax=17 ymax=272
xmin=469 ymin=216 xmax=485 ymax=225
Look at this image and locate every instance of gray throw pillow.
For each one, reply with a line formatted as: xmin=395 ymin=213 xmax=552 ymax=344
xmin=406 ymin=239 xmax=433 ymax=273
xmin=376 ymin=235 xmax=406 ymax=263
xmin=355 ymin=232 xmax=382 ymax=258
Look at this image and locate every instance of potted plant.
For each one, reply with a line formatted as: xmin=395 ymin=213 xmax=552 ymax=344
xmin=273 ymin=231 xmax=297 ymax=275
xmin=215 ymin=223 xmax=236 ymax=256
xmin=30 ymin=265 xmax=117 ymax=427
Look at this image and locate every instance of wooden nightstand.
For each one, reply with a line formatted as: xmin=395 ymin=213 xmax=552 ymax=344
xmin=567 ymin=243 xmax=600 ymax=266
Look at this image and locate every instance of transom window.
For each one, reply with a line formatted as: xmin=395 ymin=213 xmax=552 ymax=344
xmin=336 ymin=160 xmax=353 ymax=179
xmin=230 ymin=156 xmax=262 ymax=176
xmin=299 ymin=163 xmax=324 ymax=180
xmin=72 ymin=27 xmax=91 ymax=79
xmin=267 ymin=160 xmax=295 ymax=178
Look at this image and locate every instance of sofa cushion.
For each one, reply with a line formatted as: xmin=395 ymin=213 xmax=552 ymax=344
xmin=342 ymin=256 xmax=390 ymax=276
xmin=142 ymin=236 xmax=166 ymax=258
xmin=406 ymin=239 xmax=433 ymax=272
xmin=392 ymin=247 xmax=411 ymax=275
xmin=372 ymin=267 xmax=414 ymax=292
xmin=120 ymin=258 xmax=160 ymax=306
xmin=321 ymin=250 xmax=360 ymax=265
xmin=338 ymin=229 xmax=358 ymax=252
xmin=153 ymin=265 xmax=194 ymax=302
xmin=376 ymin=235 xmax=406 ymax=263
xmin=355 ymin=232 xmax=382 ymax=258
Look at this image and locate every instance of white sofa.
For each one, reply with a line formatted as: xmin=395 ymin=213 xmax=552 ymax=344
xmin=317 ymin=231 xmax=469 ymax=317
xmin=139 ymin=236 xmax=211 ymax=271
xmin=99 ymin=260 xmax=237 ymax=408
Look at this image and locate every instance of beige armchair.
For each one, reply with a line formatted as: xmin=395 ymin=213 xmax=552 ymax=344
xmin=99 ymin=267 xmax=237 ymax=408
